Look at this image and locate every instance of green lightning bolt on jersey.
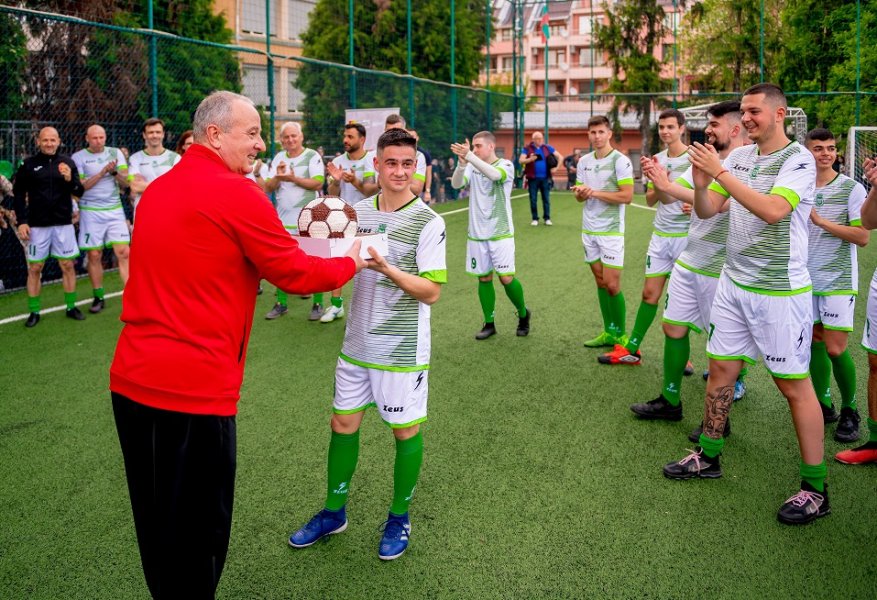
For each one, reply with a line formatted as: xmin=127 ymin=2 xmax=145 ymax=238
xmin=648 ymin=148 xmax=691 ymax=237
xmin=708 ymin=141 xmax=816 ymax=295
xmin=674 ymin=165 xmax=730 ymax=278
xmin=340 ymin=197 xmax=447 ymax=372
xmin=267 ymin=148 xmax=325 ymax=230
xmin=576 ymin=149 xmax=634 ymax=235
xmin=807 ymin=173 xmax=866 ymax=295
xmin=464 ymin=158 xmax=515 ymax=241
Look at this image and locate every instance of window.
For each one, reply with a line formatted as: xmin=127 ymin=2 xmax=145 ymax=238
xmin=579 ymin=47 xmax=604 ymax=67
xmin=288 ymin=69 xmax=304 ymax=112
xmin=578 ymin=16 xmax=592 ymax=35
xmin=242 ymin=0 xmax=277 ymax=36
xmin=548 ymin=49 xmax=566 ymax=67
xmin=500 ymin=28 xmax=513 ymax=41
xmin=288 ymin=0 xmax=316 ymax=40
xmin=242 ymin=65 xmax=279 ymax=107
xmin=501 ymin=56 xmax=514 ymax=72
xmin=549 ymin=23 xmax=567 ymax=38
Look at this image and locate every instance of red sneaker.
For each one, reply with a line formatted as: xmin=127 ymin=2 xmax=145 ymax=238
xmin=835 ymin=442 xmax=877 ymax=465
xmin=598 ymin=344 xmax=642 ymax=365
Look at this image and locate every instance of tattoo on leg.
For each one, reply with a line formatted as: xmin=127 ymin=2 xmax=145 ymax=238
xmin=703 ymin=385 xmax=734 ymax=439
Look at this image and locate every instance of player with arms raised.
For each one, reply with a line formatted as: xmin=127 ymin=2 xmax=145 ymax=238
xmin=451 ymin=131 xmax=531 ymax=339
xmin=662 ymin=84 xmax=828 ymax=525
xmin=288 ymin=128 xmax=446 ymax=560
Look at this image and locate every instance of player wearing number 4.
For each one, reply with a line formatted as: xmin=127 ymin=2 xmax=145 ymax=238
xmin=289 ymin=128 xmax=447 ymax=560
xmin=600 ymin=109 xmax=691 ymax=366
xmin=450 ymin=132 xmax=531 ymax=339
xmin=574 ymin=115 xmax=634 ymax=348
xmin=804 ymin=128 xmax=869 ymax=443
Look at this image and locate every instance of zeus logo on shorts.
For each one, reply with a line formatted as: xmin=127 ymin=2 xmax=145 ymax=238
xmin=765 ymin=355 xmax=787 ymax=363
xmin=383 ymin=405 xmax=404 ymax=413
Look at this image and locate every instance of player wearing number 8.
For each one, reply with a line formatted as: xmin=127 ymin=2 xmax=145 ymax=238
xmin=13 ymin=127 xmax=86 ymax=327
xmin=451 ymin=131 xmax=531 ymax=339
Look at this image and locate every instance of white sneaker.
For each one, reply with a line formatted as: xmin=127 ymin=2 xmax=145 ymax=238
xmin=320 ymin=304 xmax=345 ymax=323
xmin=545 ymin=219 xmax=553 ymax=226
xmin=530 ymin=220 xmax=538 ymax=226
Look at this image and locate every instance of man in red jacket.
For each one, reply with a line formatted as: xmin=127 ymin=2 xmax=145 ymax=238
xmin=109 ymin=91 xmax=365 ymax=599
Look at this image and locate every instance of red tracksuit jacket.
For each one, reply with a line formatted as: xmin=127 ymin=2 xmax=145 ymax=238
xmin=110 ymin=144 xmax=355 ymax=416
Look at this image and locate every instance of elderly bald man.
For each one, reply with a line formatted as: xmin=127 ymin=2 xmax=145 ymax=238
xmin=13 ymin=127 xmax=86 ymax=327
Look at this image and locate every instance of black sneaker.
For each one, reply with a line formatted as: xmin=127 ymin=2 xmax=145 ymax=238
xmin=516 ymin=308 xmax=531 ymax=337
xmin=688 ymin=418 xmax=731 ymax=444
xmin=25 ymin=312 xmax=40 ymax=328
xmin=683 ymin=361 xmax=694 ymax=377
xmin=66 ymin=307 xmax=86 ymax=321
xmin=821 ymin=402 xmax=839 ymax=424
xmin=777 ymin=482 xmax=830 ymax=525
xmin=265 ymin=303 xmax=288 ymax=320
xmin=89 ymin=298 xmax=105 ymax=314
xmin=663 ymin=447 xmax=722 ymax=480
xmin=475 ymin=322 xmax=497 ymax=340
xmin=834 ymin=407 xmax=861 ymax=443
xmin=630 ymin=395 xmax=683 ymax=421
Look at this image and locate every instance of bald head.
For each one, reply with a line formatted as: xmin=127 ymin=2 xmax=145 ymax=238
xmin=85 ymin=124 xmax=107 ymax=152
xmin=37 ymin=127 xmax=61 ymax=156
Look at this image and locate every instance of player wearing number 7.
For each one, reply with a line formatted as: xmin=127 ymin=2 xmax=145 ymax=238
xmin=451 ymin=132 xmax=531 ymax=339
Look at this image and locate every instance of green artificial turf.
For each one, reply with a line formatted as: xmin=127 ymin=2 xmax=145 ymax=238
xmin=2 ymin=192 xmax=875 ymax=599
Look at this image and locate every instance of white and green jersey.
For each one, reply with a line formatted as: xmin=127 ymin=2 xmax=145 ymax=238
xmin=267 ymin=148 xmax=325 ymax=230
xmin=464 ymin=158 xmax=515 ymax=241
xmin=576 ymin=149 xmax=634 ymax=235
xmin=807 ymin=173 xmax=866 ymax=295
xmin=648 ymin=148 xmax=691 ymax=236
xmin=414 ymin=151 xmax=427 ymax=185
xmin=341 ymin=196 xmax=447 ymax=372
xmin=128 ymin=148 xmax=181 ymax=210
xmin=331 ymin=150 xmax=376 ymax=205
xmin=72 ymin=147 xmax=128 ymax=211
xmin=709 ymin=142 xmax=816 ymax=295
xmin=674 ymin=166 xmax=730 ymax=278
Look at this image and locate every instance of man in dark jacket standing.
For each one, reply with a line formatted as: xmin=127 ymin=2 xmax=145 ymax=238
xmin=110 ymin=91 xmax=366 ymax=599
xmin=13 ymin=127 xmax=86 ymax=327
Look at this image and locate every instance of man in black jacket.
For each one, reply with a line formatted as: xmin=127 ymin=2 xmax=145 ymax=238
xmin=13 ymin=127 xmax=86 ymax=327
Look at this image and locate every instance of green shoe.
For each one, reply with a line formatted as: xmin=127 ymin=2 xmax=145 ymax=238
xmin=583 ymin=331 xmax=616 ymax=348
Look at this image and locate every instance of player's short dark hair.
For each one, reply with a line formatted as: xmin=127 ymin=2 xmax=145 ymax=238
xmin=806 ymin=128 xmax=835 ymax=143
xmin=587 ymin=115 xmax=611 ymax=129
xmin=658 ymin=109 xmax=685 ymax=126
xmin=385 ymin=114 xmax=406 ymax=128
xmin=707 ymin=100 xmax=742 ymax=120
xmin=344 ymin=122 xmax=367 ymax=138
xmin=742 ymin=83 xmax=787 ymax=108
xmin=473 ymin=131 xmax=496 ymax=144
xmin=142 ymin=118 xmax=165 ymax=133
xmin=376 ymin=128 xmax=417 ymax=155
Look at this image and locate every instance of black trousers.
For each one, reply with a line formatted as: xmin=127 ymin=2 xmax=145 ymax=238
xmin=112 ymin=392 xmax=237 ymax=600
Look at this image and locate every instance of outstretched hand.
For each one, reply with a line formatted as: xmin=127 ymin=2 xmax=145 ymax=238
xmin=450 ymin=139 xmax=471 ymax=162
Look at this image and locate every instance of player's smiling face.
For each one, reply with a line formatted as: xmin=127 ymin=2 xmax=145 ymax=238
xmin=471 ymin=137 xmax=493 ymax=161
xmin=281 ymin=127 xmax=303 ymax=154
xmin=143 ymin=125 xmax=165 ymax=150
xmin=37 ymin=128 xmax=61 ymax=155
xmin=706 ymin=115 xmax=731 ymax=151
xmin=658 ymin=118 xmax=682 ymax=146
xmin=741 ymin=93 xmax=782 ymax=143
xmin=807 ymin=139 xmax=837 ymax=170
xmin=375 ymin=144 xmax=416 ymax=194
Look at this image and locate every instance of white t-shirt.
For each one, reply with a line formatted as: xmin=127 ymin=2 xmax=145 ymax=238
xmin=267 ymin=148 xmax=325 ymax=230
xmin=72 ymin=147 xmax=128 ymax=210
xmin=331 ymin=151 xmax=376 ymax=205
xmin=576 ymin=149 xmax=634 ymax=235
xmin=464 ymin=158 xmax=515 ymax=241
xmin=128 ymin=148 xmax=181 ymax=210
xmin=648 ymin=148 xmax=691 ymax=236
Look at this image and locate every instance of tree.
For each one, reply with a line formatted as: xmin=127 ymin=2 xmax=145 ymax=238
xmin=594 ymin=0 xmax=670 ymax=156
xmin=0 ymin=13 xmax=27 ymax=122
xmin=297 ymin=0 xmax=500 ymax=155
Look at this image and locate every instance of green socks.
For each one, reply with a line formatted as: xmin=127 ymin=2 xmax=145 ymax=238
xmin=597 ymin=287 xmax=612 ymax=334
xmin=828 ymin=350 xmax=857 ymax=410
xmin=27 ymin=295 xmax=40 ymax=314
xmin=93 ymin=287 xmax=105 ymax=300
xmin=502 ymin=278 xmax=527 ymax=317
xmin=626 ymin=301 xmax=658 ymax=353
xmin=478 ymin=280 xmax=496 ymax=323
xmin=662 ymin=334 xmax=690 ymax=407
xmin=608 ymin=291 xmax=626 ymax=339
xmin=809 ymin=342 xmax=832 ymax=407
xmin=699 ymin=432 xmax=724 ymax=459
xmin=324 ymin=430 xmax=360 ymax=511
xmin=331 ymin=295 xmax=343 ymax=309
xmin=800 ymin=461 xmax=827 ymax=493
xmin=276 ymin=289 xmax=288 ymax=307
xmin=314 ymin=292 xmax=324 ymax=304
xmin=390 ymin=432 xmax=423 ymax=516
xmin=64 ymin=292 xmax=76 ymax=310
xmin=868 ymin=418 xmax=877 ymax=443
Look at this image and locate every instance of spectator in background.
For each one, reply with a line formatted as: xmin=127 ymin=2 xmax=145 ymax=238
xmin=443 ymin=156 xmax=458 ymax=201
xmin=519 ymin=132 xmax=563 ymax=226
xmin=565 ymin=150 xmax=581 ymax=190
xmin=431 ymin=158 xmax=443 ymax=202
xmin=408 ymin=129 xmax=433 ymax=205
xmin=175 ymin=130 xmax=194 ymax=156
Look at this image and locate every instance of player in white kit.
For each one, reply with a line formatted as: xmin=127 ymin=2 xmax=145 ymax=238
xmin=128 ymin=118 xmax=181 ymax=220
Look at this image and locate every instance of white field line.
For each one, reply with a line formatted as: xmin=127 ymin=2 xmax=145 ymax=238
xmin=0 ymin=290 xmax=124 ymax=325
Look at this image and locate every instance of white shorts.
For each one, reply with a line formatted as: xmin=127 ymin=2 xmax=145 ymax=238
xmin=662 ymin=264 xmax=719 ymax=333
xmin=646 ymin=234 xmax=687 ymax=277
xmin=78 ymin=208 xmax=130 ymax=250
xmin=582 ymin=234 xmax=624 ymax=269
xmin=466 ymin=238 xmax=516 ymax=276
xmin=26 ymin=225 xmax=79 ymax=263
xmin=813 ymin=294 xmax=856 ymax=332
xmin=333 ymin=357 xmax=428 ymax=429
xmin=707 ymin=274 xmax=812 ymax=378
xmin=861 ymin=273 xmax=877 ymax=353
